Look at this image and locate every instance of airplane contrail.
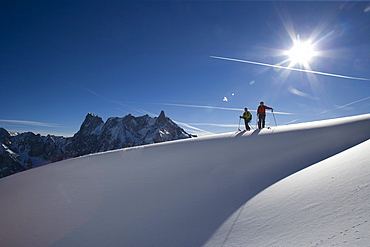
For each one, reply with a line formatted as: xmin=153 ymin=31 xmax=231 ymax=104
xmin=158 ymin=103 xmax=292 ymax=115
xmin=173 ymin=120 xmax=215 ymax=136
xmin=319 ymin=96 xmax=370 ymax=114
xmin=159 ymin=103 xmax=242 ymax=111
xmin=210 ymin=56 xmax=370 ymax=81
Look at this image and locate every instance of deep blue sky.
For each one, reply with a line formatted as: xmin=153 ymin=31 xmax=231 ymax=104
xmin=1 ymin=0 xmax=370 ymax=136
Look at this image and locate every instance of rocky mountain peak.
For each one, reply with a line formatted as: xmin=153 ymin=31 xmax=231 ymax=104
xmin=155 ymin=110 xmax=167 ymax=125
xmin=75 ymin=113 xmax=104 ymax=136
xmin=0 ymin=128 xmax=10 ymax=139
xmin=1 ymin=111 xmax=194 ymax=179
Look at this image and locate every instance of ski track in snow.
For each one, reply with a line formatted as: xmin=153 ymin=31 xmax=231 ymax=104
xmin=0 ymin=114 xmax=369 ymax=247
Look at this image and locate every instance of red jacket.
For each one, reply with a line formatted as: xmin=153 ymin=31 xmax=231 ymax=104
xmin=257 ymin=105 xmax=272 ymax=115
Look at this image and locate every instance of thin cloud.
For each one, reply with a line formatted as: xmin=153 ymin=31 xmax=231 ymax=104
xmin=173 ymin=120 xmax=215 ymax=136
xmin=288 ymin=86 xmax=319 ymax=100
xmin=282 ymin=119 xmax=299 ymax=125
xmin=159 ymin=103 xmax=242 ymax=111
xmin=188 ymin=123 xmax=238 ymax=128
xmin=82 ymin=87 xmax=157 ymax=117
xmin=319 ymin=96 xmax=370 ymax=114
xmin=158 ymin=103 xmax=293 ymax=115
xmin=0 ymin=119 xmax=59 ymax=127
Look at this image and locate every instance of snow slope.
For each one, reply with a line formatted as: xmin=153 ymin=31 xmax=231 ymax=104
xmin=205 ymin=138 xmax=370 ymax=247
xmin=0 ymin=114 xmax=369 ymax=247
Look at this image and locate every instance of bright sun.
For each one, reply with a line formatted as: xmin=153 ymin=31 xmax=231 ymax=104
xmin=286 ymin=40 xmax=316 ymax=65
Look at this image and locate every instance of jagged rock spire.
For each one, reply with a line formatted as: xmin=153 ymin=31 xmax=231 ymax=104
xmin=156 ymin=110 xmax=166 ymax=125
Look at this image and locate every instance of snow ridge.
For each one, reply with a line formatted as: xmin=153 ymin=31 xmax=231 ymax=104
xmin=0 ymin=114 xmax=369 ymax=247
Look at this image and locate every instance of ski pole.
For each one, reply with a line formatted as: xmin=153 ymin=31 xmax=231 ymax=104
xmin=238 ymin=117 xmax=241 ymax=131
xmin=272 ymin=110 xmax=277 ymax=126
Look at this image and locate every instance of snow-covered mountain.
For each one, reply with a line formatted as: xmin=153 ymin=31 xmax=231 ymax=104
xmin=0 ymin=111 xmax=193 ymax=178
xmin=0 ymin=114 xmax=369 ymax=247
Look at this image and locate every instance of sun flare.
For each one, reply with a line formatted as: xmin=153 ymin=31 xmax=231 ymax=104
xmin=286 ymin=40 xmax=316 ymax=65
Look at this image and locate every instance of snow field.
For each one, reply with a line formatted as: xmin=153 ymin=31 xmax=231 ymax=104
xmin=0 ymin=114 xmax=369 ymax=247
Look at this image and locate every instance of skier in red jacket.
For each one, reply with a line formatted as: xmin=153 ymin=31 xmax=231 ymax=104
xmin=257 ymin=101 xmax=273 ymax=129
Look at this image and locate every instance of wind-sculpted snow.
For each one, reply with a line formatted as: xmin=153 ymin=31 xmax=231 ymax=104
xmin=205 ymin=138 xmax=370 ymax=246
xmin=0 ymin=114 xmax=369 ymax=247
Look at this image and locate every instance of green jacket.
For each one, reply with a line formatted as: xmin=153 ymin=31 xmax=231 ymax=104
xmin=242 ymin=111 xmax=252 ymax=121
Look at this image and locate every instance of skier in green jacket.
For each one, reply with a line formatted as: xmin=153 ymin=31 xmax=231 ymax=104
xmin=240 ymin=108 xmax=252 ymax=131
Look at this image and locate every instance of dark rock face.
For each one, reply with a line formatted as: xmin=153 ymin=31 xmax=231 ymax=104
xmin=74 ymin=113 xmax=104 ymax=136
xmin=0 ymin=128 xmax=10 ymax=139
xmin=0 ymin=111 xmax=193 ymax=178
xmin=0 ymin=142 xmax=31 ymax=178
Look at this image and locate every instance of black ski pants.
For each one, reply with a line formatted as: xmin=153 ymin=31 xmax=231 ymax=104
xmin=244 ymin=119 xmax=251 ymax=131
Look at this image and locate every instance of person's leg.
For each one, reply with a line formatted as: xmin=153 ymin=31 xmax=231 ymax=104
xmin=258 ymin=115 xmax=263 ymax=129
xmin=261 ymin=115 xmax=266 ymax=128
xmin=245 ymin=120 xmax=250 ymax=131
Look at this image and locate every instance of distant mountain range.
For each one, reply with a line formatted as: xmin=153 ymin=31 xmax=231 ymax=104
xmin=0 ymin=111 xmax=194 ymax=179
